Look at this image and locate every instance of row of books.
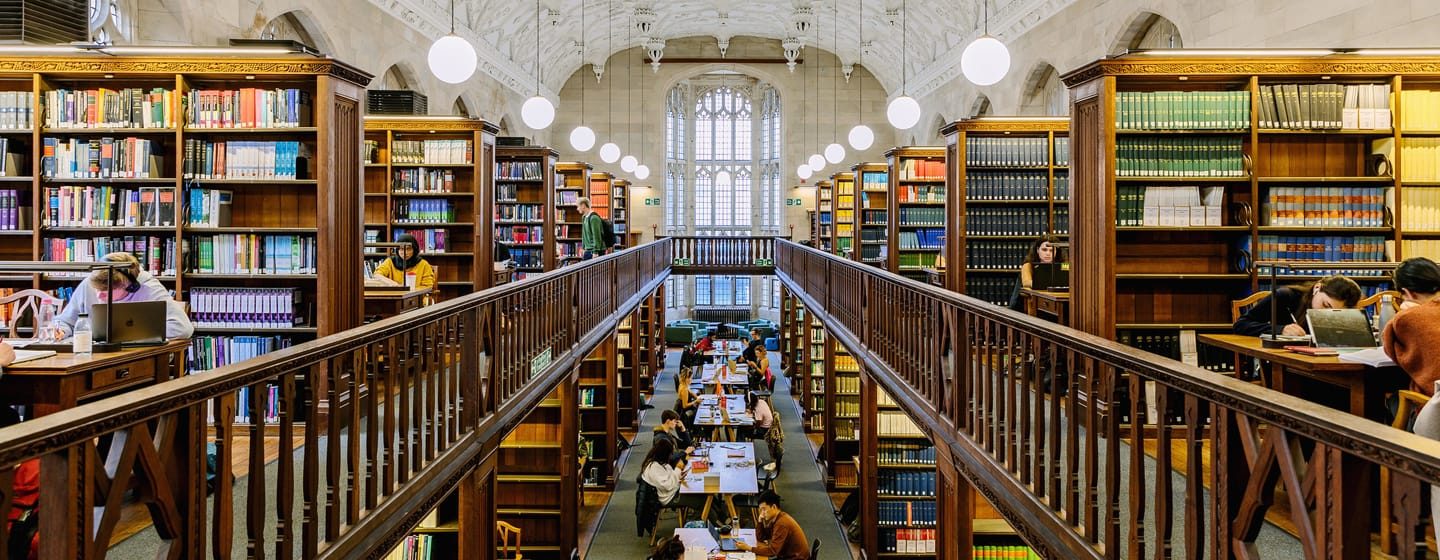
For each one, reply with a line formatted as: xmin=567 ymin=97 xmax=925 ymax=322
xmin=831 ymin=399 xmax=860 ymax=418
xmin=965 ymin=137 xmax=1054 ymax=167
xmin=495 ymin=203 xmax=541 ymax=223
xmin=879 ymin=528 xmax=937 ymax=554
xmin=879 ymin=498 xmax=936 ymax=522
xmin=44 ymin=88 xmax=174 ymax=129
xmin=897 ymin=207 xmax=945 ymax=226
xmin=45 ymin=185 xmax=177 ymax=227
xmin=1253 ymin=235 xmax=1389 ymax=276
xmin=861 ymin=209 xmax=887 ymax=226
xmin=1399 ymin=138 xmax=1440 ymax=182
xmin=1055 ymin=137 xmax=1071 ymax=166
xmin=898 ymin=229 xmax=944 ymax=250
xmin=968 ymin=276 xmax=1017 ymax=306
xmin=189 ymin=287 xmax=303 ymax=329
xmin=0 ymin=139 xmax=22 ymax=176
xmin=966 ymin=208 xmax=1051 ymax=236
xmin=970 ymin=545 xmax=1040 ymax=559
xmin=878 ymin=412 xmax=925 ymax=437
xmin=861 ymin=171 xmax=888 ymax=191
xmin=896 ymin=252 xmax=939 ymax=269
xmin=495 ymin=225 xmax=542 ymax=244
xmin=394 ymin=228 xmax=449 ymax=253
xmin=392 ymin=169 xmax=457 ymax=193
xmin=832 ymin=374 xmax=859 ymax=395
xmin=390 ymin=139 xmax=471 ymax=165
xmin=394 ymin=199 xmax=456 ymax=224
xmin=1261 ymin=186 xmax=1388 ymax=227
xmin=1116 ymin=137 xmax=1246 ymax=177
xmin=183 ymin=140 xmax=307 ymax=180
xmin=185 ymin=88 xmax=312 ymax=129
xmin=0 ymin=92 xmax=33 ymax=129
xmin=509 ymin=247 xmax=543 ymax=269
xmin=1054 ymin=207 xmax=1070 ymax=235
xmin=966 ymin=241 xmax=1030 ymax=270
xmin=579 ymin=387 xmax=604 ymax=407
xmin=896 ymin=158 xmax=945 ymax=182
xmin=1116 ymin=186 xmax=1226 ymax=227
xmin=228 ymin=384 xmax=282 ymax=423
xmin=497 ymin=160 xmax=543 ymax=180
xmin=1116 ymin=330 xmax=1235 ymax=376
xmin=381 ymin=534 xmax=433 ymax=560
xmin=879 ymin=442 xmax=936 ymax=465
xmin=43 ymin=137 xmax=161 ymax=179
xmin=859 ymin=243 xmax=885 ymax=262
xmin=44 ymin=237 xmax=174 ymax=276
xmin=554 ymin=189 xmax=580 ymax=205
xmin=834 ymin=352 xmax=858 ymax=371
xmin=965 ymin=171 xmax=1053 ymax=201
xmin=1258 ymin=84 xmax=1391 ymax=130
xmin=1405 ymin=240 xmax=1440 ymax=261
xmin=1400 ymin=90 xmax=1440 ymax=131
xmin=1116 ymin=90 xmax=1250 ymax=130
xmin=0 ymin=189 xmax=28 ymax=231
xmin=556 ymin=240 xmax=581 ymax=259
xmin=187 ymin=234 xmax=317 ymax=275
xmin=185 ymin=188 xmax=231 ymax=227
xmin=896 ymin=185 xmax=944 ymax=203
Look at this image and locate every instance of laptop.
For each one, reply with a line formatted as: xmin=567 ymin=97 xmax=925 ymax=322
xmin=707 ymin=526 xmax=743 ymax=552
xmin=1032 ymin=263 xmax=1070 ymax=291
xmin=92 ymin=300 xmax=168 ymax=346
xmin=1306 ymin=308 xmax=1378 ymax=349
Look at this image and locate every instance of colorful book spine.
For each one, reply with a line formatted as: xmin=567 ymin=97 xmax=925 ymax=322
xmin=44 ymin=88 xmax=173 ymax=129
xmin=184 ymin=88 xmax=311 ymax=129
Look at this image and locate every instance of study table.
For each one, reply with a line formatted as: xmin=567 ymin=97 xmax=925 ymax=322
xmin=694 ymin=394 xmax=754 ymax=441
xmin=697 ymin=363 xmax=751 ymax=392
xmin=0 ymin=340 xmax=189 ymax=417
xmin=704 ymin=340 xmax=746 ymax=359
xmin=672 ymin=528 xmax=761 ymax=559
xmin=680 ymin=441 xmax=760 ymax=522
xmin=363 ymin=287 xmax=432 ymax=320
xmin=1020 ymin=288 xmax=1071 ymax=326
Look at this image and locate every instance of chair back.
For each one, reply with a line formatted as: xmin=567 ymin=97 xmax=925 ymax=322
xmin=1358 ymin=290 xmax=1403 ymax=318
xmin=496 ymin=520 xmax=523 ymax=560
xmin=0 ymin=289 xmax=53 ymax=339
xmin=810 ymin=538 xmax=821 ymax=559
xmin=1231 ymin=291 xmax=1271 ymax=322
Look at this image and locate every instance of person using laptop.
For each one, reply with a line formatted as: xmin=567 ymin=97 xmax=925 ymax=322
xmin=52 ymin=252 xmax=194 ymax=341
xmin=1009 ymin=235 xmax=1063 ymax=311
xmin=735 ymin=490 xmax=810 ymax=559
xmin=637 ymin=439 xmax=709 ymax=525
xmin=1233 ymin=275 xmax=1362 ymax=337
xmin=1383 ymin=257 xmax=1440 ymax=395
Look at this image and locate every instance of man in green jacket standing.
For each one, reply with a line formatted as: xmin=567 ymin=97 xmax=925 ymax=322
xmin=579 ymin=197 xmax=605 ymax=260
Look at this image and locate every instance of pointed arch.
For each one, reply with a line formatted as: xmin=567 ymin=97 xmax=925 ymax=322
xmin=969 ymin=94 xmax=992 ymax=118
xmin=1019 ymin=63 xmax=1066 ymax=116
xmin=259 ymin=9 xmax=334 ymax=55
xmin=1110 ymin=11 xmax=1183 ymax=55
xmin=379 ymin=63 xmax=420 ymax=91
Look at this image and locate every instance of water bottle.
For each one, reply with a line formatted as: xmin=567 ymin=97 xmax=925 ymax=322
xmin=73 ymin=313 xmax=92 ymax=357
xmin=35 ymin=298 xmax=56 ymax=342
xmin=1379 ymin=294 xmax=1396 ymax=335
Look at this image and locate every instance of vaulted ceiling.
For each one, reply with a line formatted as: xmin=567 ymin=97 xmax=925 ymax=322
xmin=369 ymin=0 xmax=1075 ymax=99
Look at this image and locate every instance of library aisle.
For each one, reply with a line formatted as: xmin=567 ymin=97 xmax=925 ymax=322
xmin=587 ymin=351 xmax=853 ymax=559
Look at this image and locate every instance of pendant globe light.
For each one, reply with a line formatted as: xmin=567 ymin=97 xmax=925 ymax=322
xmin=617 ymin=13 xmax=638 ymax=175
xmin=797 ymin=164 xmax=813 ymax=180
xmin=807 ymin=24 xmax=826 ymax=175
xmin=635 ymin=164 xmax=650 ymax=179
xmin=886 ymin=0 xmax=921 ymax=130
xmin=521 ymin=0 xmax=556 ymax=130
xmin=427 ymin=0 xmax=478 ymax=84
xmin=598 ymin=0 xmax=621 ymax=163
xmin=569 ymin=0 xmax=596 ymax=151
xmin=847 ymin=0 xmax=874 ymax=150
xmin=960 ymin=0 xmax=1010 ymax=86
xmin=823 ymin=4 xmax=845 ymax=164
xmin=796 ymin=42 xmax=810 ymax=180
xmin=633 ymin=26 xmax=650 ymax=181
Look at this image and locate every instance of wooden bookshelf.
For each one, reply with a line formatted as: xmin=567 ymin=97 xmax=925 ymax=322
xmin=804 ymin=314 xmax=826 ymax=434
xmin=1061 ymin=52 xmax=1435 ymax=345
xmin=617 ymin=311 xmax=640 ymax=430
xmin=496 ymin=146 xmax=557 ymax=278
xmin=854 ymin=162 xmax=890 ymax=267
xmin=553 ymin=161 xmax=591 ymax=263
xmin=611 ymin=177 xmax=630 ymax=248
xmin=860 ymin=374 xmax=939 ymax=557
xmin=826 ymin=335 xmax=860 ymax=488
xmin=637 ymin=282 xmax=664 ymax=402
xmin=886 ymin=147 xmax=947 ymax=280
xmin=363 ymin=115 xmax=497 ymax=301
xmin=940 ymin=117 xmax=1070 ymax=303
xmin=779 ymin=286 xmax=808 ymax=398
xmin=832 ymin=171 xmax=856 ymax=258
xmin=577 ymin=338 xmax=618 ymax=489
xmin=814 ymin=179 xmax=834 ymax=252
xmin=495 ymin=385 xmax=577 ymax=559
xmin=589 ymin=171 xmax=614 ymax=221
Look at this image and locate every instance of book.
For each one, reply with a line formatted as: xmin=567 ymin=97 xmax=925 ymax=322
xmin=1337 ymin=347 xmax=1396 ymax=367
xmin=1285 ymin=345 xmax=1339 ymax=356
xmin=1117 ymin=90 xmax=1250 ymax=130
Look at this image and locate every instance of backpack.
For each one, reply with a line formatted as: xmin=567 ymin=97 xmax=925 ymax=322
xmin=599 ymin=216 xmax=617 ymax=248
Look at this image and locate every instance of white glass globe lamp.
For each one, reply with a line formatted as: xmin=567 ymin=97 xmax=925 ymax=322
xmin=797 ymin=164 xmax=813 ymax=180
xmin=960 ymin=35 xmax=1011 ymax=87
xmin=599 ymin=142 xmax=621 ymax=163
xmin=521 ymin=96 xmax=556 ymax=130
xmin=887 ymin=95 xmax=922 ymax=130
xmin=620 ymin=155 xmax=638 ymax=173
xmin=427 ymin=35 xmax=478 ymax=84
xmin=569 ymin=126 xmax=596 ymax=152
xmin=848 ymin=124 xmax=875 ymax=151
xmin=825 ymin=143 xmax=846 ymax=164
xmin=808 ymin=153 xmax=826 ymax=173
xmin=635 ymin=165 xmax=651 ymax=180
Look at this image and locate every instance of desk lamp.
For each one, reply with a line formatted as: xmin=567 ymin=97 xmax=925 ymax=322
xmin=0 ymin=261 xmax=126 ymax=352
xmin=1252 ymin=260 xmax=1398 ymax=348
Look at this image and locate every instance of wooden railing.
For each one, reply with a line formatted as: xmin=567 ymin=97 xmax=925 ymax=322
xmin=776 ymin=239 xmax=1440 ymax=560
xmin=0 ymin=239 xmax=671 ymax=560
xmin=668 ymin=235 xmax=781 ymax=274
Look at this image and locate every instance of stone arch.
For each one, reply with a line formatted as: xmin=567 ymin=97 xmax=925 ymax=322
xmin=969 ymin=94 xmax=992 ymax=118
xmin=1018 ymin=62 xmax=1066 ymax=116
xmin=378 ymin=62 xmax=421 ymax=91
xmin=1110 ymin=11 xmax=1183 ymax=55
xmin=452 ymin=96 xmax=473 ymax=117
xmin=257 ymin=9 xmax=335 ymax=55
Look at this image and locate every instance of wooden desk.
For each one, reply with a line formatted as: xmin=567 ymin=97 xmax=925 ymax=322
xmin=695 ymin=394 xmax=754 ymax=442
xmin=1021 ymin=288 xmax=1070 ymax=326
xmin=680 ymin=442 xmax=760 ymax=521
xmin=364 ymin=287 xmax=432 ymax=320
xmin=1197 ymin=334 xmax=1406 ymax=418
xmin=0 ymin=340 xmax=189 ymax=417
xmin=922 ymin=268 xmax=945 ymax=288
xmin=673 ymin=528 xmax=761 ymax=559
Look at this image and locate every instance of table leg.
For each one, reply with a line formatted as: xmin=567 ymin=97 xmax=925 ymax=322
xmin=724 ymin=494 xmax=739 ymax=522
xmin=700 ymin=495 xmax=714 ymax=522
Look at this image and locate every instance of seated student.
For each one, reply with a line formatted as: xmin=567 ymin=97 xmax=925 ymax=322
xmin=674 ymin=370 xmax=699 ymax=426
xmin=638 ymin=440 xmax=709 ymax=530
xmin=647 ymin=535 xmax=686 ymax=560
xmin=1009 ymin=235 xmax=1062 ymax=311
xmin=736 ymin=490 xmax=810 ymax=559
xmin=1232 ymin=275 xmax=1362 ymax=337
xmin=653 ymin=409 xmax=695 ymax=463
xmin=1383 ymin=257 xmax=1440 ymax=395
xmin=370 ymin=233 xmax=436 ymax=292
xmin=746 ymin=391 xmax=774 ymax=439
xmin=53 ymin=252 xmax=195 ymax=341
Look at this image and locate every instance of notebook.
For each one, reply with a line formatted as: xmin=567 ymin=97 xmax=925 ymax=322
xmin=1306 ymin=308 xmax=1378 ymax=349
xmin=10 ymin=349 xmax=55 ymax=364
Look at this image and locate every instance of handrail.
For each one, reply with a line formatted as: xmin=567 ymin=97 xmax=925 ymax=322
xmin=775 ymin=238 xmax=1440 ymax=559
xmin=667 ymin=235 xmax=783 ymax=273
xmin=0 ymin=238 xmax=672 ymax=559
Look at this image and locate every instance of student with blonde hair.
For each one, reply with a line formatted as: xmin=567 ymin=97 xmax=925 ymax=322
xmin=52 ymin=252 xmax=194 ymax=340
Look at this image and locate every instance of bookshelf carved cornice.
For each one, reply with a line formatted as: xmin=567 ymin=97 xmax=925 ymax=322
xmin=1064 ymin=56 xmax=1440 ymax=87
xmin=940 ymin=120 xmax=1068 ymax=135
xmin=0 ymin=57 xmax=373 ymax=86
xmin=365 ymin=119 xmax=491 ymax=132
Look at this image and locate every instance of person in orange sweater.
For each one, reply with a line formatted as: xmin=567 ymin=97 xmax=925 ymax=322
xmin=736 ymin=490 xmax=810 ymax=559
xmin=1383 ymin=257 xmax=1440 ymax=395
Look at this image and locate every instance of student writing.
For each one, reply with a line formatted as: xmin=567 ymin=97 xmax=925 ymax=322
xmin=1232 ymin=275 xmax=1362 ymax=337
xmin=370 ymin=233 xmax=436 ymax=291
xmin=53 ymin=252 xmax=194 ymax=340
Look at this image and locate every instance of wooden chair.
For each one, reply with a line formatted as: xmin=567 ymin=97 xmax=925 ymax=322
xmin=0 ymin=289 xmax=54 ymax=338
xmin=1383 ymin=389 xmax=1432 ymax=556
xmin=497 ymin=520 xmax=523 ymax=559
xmin=1229 ymin=291 xmax=1271 ymax=380
xmin=1358 ymin=290 xmax=1404 ymax=319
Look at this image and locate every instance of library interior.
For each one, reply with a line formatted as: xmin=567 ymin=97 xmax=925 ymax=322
xmin=2 ymin=1 xmax=1440 ymax=559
